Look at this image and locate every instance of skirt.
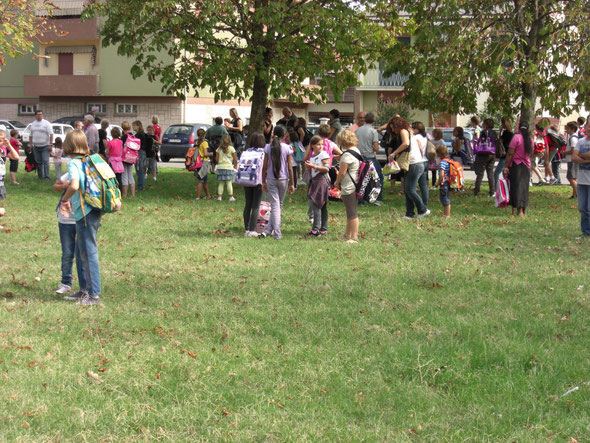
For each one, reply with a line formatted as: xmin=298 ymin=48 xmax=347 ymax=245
xmin=215 ymin=168 xmax=235 ymax=181
xmin=509 ymin=162 xmax=530 ymax=209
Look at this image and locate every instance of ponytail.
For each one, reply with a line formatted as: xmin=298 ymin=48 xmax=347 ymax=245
xmin=271 ymin=125 xmax=286 ymax=178
xmin=519 ymin=121 xmax=532 ymax=156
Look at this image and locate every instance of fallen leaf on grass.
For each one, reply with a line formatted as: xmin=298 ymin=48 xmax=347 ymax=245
xmin=86 ymin=371 xmax=103 ymax=383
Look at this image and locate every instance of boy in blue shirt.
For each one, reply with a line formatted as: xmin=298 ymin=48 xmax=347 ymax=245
xmin=435 ymin=144 xmax=452 ymax=218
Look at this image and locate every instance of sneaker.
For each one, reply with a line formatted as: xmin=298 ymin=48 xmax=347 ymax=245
xmin=306 ymin=230 xmax=320 ymax=237
xmin=153 ymin=176 xmax=157 ymax=181
xmin=575 ymin=234 xmax=590 ymax=240
xmin=144 ymin=173 xmax=147 ymax=180
xmin=417 ymin=209 xmax=431 ymax=218
xmin=78 ymin=294 xmax=101 ymax=305
xmin=258 ymin=232 xmax=268 ymax=238
xmin=403 ymin=215 xmax=415 ymax=220
xmin=229 ymin=196 xmax=236 ymax=202
xmin=195 ymin=197 xmax=201 ymax=200
xmin=64 ymin=290 xmax=86 ymax=301
xmin=549 ymin=177 xmax=559 ymax=185
xmin=308 ymin=217 xmax=314 ymax=224
xmin=244 ymin=230 xmax=250 ymax=237
xmin=55 ymin=283 xmax=71 ymax=295
xmin=319 ymin=230 xmax=327 ymax=236
xmin=248 ymin=231 xmax=260 ymax=237
xmin=373 ymin=201 xmax=383 ymax=206
xmin=217 ymin=196 xmax=222 ymax=201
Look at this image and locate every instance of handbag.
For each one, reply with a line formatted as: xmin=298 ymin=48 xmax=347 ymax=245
xmin=382 ymin=160 xmax=401 ymax=175
xmin=473 ymin=137 xmax=496 ymax=156
xmin=426 ymin=140 xmax=437 ymax=161
xmin=396 ymin=151 xmax=410 ymax=171
xmin=495 ymin=133 xmax=506 ymax=158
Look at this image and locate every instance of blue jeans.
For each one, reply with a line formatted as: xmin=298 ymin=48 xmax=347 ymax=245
xmin=494 ymin=158 xmax=506 ymax=188
xmin=264 ymin=178 xmax=288 ymax=239
xmin=75 ymin=210 xmax=102 ymax=296
xmin=419 ymin=160 xmax=430 ymax=208
xmin=58 ymin=222 xmax=77 ymax=286
xmin=578 ymin=184 xmax=590 ymax=236
xmin=404 ymin=162 xmax=427 ymax=217
xmin=363 ymin=156 xmax=383 ymax=201
xmin=33 ymin=145 xmax=50 ymax=179
xmin=135 ymin=150 xmax=146 ymax=190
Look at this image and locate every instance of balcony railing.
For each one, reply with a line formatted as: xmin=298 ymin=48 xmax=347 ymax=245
xmin=379 ymin=71 xmax=409 ymax=87
xmin=360 ymin=68 xmax=408 ymax=89
xmin=24 ymin=75 xmax=99 ymax=97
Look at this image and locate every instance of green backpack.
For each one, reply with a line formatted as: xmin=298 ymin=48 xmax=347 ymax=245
xmin=79 ymin=154 xmax=122 ymax=214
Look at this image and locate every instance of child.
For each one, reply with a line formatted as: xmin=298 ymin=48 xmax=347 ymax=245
xmin=0 ymin=125 xmax=20 ymax=202
xmin=435 ymin=144 xmax=452 ymax=218
xmin=304 ymin=135 xmax=331 ymax=236
xmin=145 ymin=125 xmax=158 ymax=181
xmin=429 ymin=128 xmax=446 ymax=189
xmin=52 ymin=172 xmax=79 ymax=297
xmin=563 ymin=122 xmax=580 ymax=199
xmin=9 ymin=129 xmax=21 ymax=184
xmin=51 ymin=137 xmax=64 ymax=180
xmin=288 ymin=126 xmax=304 ymax=187
xmin=106 ymin=127 xmax=124 ymax=188
xmin=215 ymin=134 xmax=238 ymax=201
xmin=194 ymin=128 xmax=212 ymax=200
xmin=333 ymin=130 xmax=361 ymax=243
xmin=59 ymin=129 xmax=103 ymax=305
xmin=260 ymin=125 xmax=295 ymax=240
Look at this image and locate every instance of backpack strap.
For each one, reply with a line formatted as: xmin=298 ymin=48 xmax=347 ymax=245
xmin=344 ymin=150 xmax=363 ymax=187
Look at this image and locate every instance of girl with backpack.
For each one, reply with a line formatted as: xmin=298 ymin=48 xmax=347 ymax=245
xmin=106 ymin=126 xmax=124 ymax=189
xmin=242 ymin=132 xmax=265 ymax=236
xmin=0 ymin=125 xmax=20 ymax=202
xmin=194 ymin=127 xmax=212 ymax=200
xmin=260 ymin=125 xmax=295 ymax=239
xmin=333 ymin=129 xmax=361 ymax=243
xmin=59 ymin=129 xmax=103 ymax=305
xmin=305 ymin=135 xmax=331 ymax=236
xmin=215 ymin=134 xmax=238 ymax=201
xmin=504 ymin=121 xmax=534 ymax=216
xmin=120 ymin=121 xmax=135 ymax=198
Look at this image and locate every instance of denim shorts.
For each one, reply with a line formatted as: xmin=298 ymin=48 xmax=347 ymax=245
xmin=439 ymin=184 xmax=451 ymax=206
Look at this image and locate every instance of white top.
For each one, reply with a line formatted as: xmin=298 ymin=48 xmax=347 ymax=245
xmin=409 ymin=134 xmax=426 ymax=164
xmin=309 ymin=150 xmax=330 ymax=178
xmin=565 ymin=135 xmax=579 ymax=163
xmin=30 ymin=119 xmax=53 ymax=147
xmin=340 ymin=147 xmax=361 ymax=196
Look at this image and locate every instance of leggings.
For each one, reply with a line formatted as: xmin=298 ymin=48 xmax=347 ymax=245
xmin=243 ymin=185 xmax=262 ymax=231
xmin=218 ymin=180 xmax=233 ymax=196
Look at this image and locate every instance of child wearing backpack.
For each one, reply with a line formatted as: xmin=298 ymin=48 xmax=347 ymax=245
xmin=0 ymin=125 xmax=19 ymax=202
xmin=215 ymin=134 xmax=238 ymax=201
xmin=305 ymin=135 xmax=331 ymax=236
xmin=9 ymin=129 xmax=21 ymax=184
xmin=435 ymin=144 xmax=452 ymax=218
xmin=120 ymin=121 xmax=136 ymax=197
xmin=194 ymin=127 xmax=212 ymax=200
xmin=59 ymin=129 xmax=103 ymax=305
xmin=51 ymin=137 xmax=64 ymax=180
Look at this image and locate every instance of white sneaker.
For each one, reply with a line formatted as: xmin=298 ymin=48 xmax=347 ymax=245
xmin=55 ymin=283 xmax=72 ymax=295
xmin=153 ymin=176 xmax=157 ymax=181
xmin=248 ymin=231 xmax=260 ymax=237
xmin=417 ymin=209 xmax=431 ymax=218
xmin=244 ymin=230 xmax=251 ymax=237
xmin=144 ymin=173 xmax=147 ymax=180
xmin=217 ymin=196 xmax=222 ymax=201
xmin=195 ymin=197 xmax=201 ymax=200
xmin=229 ymin=196 xmax=236 ymax=202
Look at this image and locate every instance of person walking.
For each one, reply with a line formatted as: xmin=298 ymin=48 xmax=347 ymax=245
xmin=29 ymin=110 xmax=53 ymax=180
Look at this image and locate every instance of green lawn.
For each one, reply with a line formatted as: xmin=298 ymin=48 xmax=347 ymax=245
xmin=1 ymin=169 xmax=589 ymax=441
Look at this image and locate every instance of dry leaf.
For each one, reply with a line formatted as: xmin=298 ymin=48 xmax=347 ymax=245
xmin=86 ymin=371 xmax=103 ymax=383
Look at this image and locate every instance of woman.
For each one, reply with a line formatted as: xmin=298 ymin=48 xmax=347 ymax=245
xmin=120 ymin=121 xmax=135 ymax=198
xmin=411 ymin=121 xmax=429 ymax=208
xmin=132 ymin=120 xmax=147 ymax=191
xmin=260 ymin=125 xmax=295 ymax=240
xmin=473 ymin=118 xmax=497 ymax=197
xmin=504 ymin=121 xmax=533 ymax=216
xmin=295 ymin=117 xmax=313 ymax=148
xmin=383 ymin=118 xmax=404 ymax=194
xmin=333 ymin=129 xmax=361 ymax=243
xmin=388 ymin=117 xmax=430 ymax=219
xmin=494 ymin=116 xmax=514 ymax=187
xmin=243 ymin=132 xmax=265 ymax=236
xmin=264 ymin=107 xmax=274 ymax=144
xmin=225 ymin=108 xmax=244 ymax=152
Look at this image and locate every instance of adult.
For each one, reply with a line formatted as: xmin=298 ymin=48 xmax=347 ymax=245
xmin=83 ymin=114 xmax=99 ymax=154
xmin=333 ymin=129 xmax=361 ymax=243
xmin=563 ymin=121 xmax=580 ymax=199
xmin=411 ymin=121 xmax=429 ymax=208
xmin=264 ymin=107 xmax=274 ymax=144
xmin=242 ymin=133 xmax=265 ymax=236
xmin=205 ymin=116 xmax=229 ymax=170
xmin=356 ymin=112 xmax=383 ymax=204
xmin=572 ymin=118 xmax=590 ymax=237
xmin=120 ymin=121 xmax=135 ymax=198
xmin=224 ymin=108 xmax=244 ymax=151
xmin=73 ymin=121 xmax=83 ymax=130
xmin=132 ymin=120 xmax=148 ymax=191
xmin=473 ymin=118 xmax=497 ymax=197
xmin=328 ymin=109 xmax=343 ymax=142
xmin=277 ymin=107 xmax=297 ymax=128
xmin=382 ymin=116 xmax=404 ymax=194
xmin=98 ymin=119 xmax=109 ymax=158
xmin=294 ymin=117 xmax=313 ymax=148
xmin=29 ymin=110 xmax=53 ymax=180
xmin=349 ymin=111 xmax=366 ymax=133
xmin=504 ymin=121 xmax=533 ymax=216
xmin=494 ymin=116 xmax=514 ymax=187
xmin=388 ymin=116 xmax=430 ymax=219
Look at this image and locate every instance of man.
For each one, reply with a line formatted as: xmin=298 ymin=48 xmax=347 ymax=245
xmin=348 ymin=111 xmax=366 ymax=133
xmin=83 ymin=114 xmax=99 ymax=154
xmin=277 ymin=107 xmax=297 ymax=128
xmin=328 ymin=109 xmax=342 ymax=142
xmin=355 ymin=112 xmax=383 ymax=204
xmin=205 ymin=116 xmax=229 ymax=170
xmin=29 ymin=110 xmax=53 ymax=180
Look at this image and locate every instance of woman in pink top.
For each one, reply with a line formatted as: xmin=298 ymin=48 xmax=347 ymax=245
xmin=504 ymin=121 xmax=533 ymax=216
xmin=106 ymin=126 xmax=124 ymax=189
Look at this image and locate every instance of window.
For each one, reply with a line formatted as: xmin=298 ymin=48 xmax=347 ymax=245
xmin=116 ymin=104 xmax=138 ymax=115
xmin=18 ymin=104 xmax=37 ymax=115
xmin=86 ymin=103 xmax=106 ymax=114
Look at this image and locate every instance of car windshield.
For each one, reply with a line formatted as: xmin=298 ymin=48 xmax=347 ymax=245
xmin=165 ymin=125 xmax=193 ymax=136
xmin=442 ymin=132 xmax=454 ymax=143
xmin=8 ymin=120 xmax=26 ymax=128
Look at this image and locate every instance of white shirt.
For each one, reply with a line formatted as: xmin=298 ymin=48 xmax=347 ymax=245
xmin=410 ymin=134 xmax=427 ymax=164
xmin=565 ymin=135 xmax=579 ymax=163
xmin=30 ymin=119 xmax=53 ymax=147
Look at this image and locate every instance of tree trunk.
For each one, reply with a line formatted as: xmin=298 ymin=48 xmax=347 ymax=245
xmin=249 ymin=74 xmax=269 ymax=137
xmin=520 ymin=81 xmax=537 ymax=129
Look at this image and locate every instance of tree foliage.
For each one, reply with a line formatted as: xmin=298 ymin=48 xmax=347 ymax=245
xmin=0 ymin=0 xmax=55 ymax=71
xmin=85 ymin=0 xmax=393 ymax=132
xmin=374 ymin=97 xmax=413 ymax=127
xmin=382 ymin=0 xmax=590 ymax=126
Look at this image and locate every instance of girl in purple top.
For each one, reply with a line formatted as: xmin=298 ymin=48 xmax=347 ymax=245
xmin=260 ymin=125 xmax=295 ymax=240
xmin=504 ymin=121 xmax=533 ymax=216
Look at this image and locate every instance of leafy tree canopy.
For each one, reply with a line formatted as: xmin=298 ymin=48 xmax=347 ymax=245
xmin=382 ymin=0 xmax=590 ymax=126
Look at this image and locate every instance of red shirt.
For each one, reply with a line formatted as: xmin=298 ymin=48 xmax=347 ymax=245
xmin=9 ymin=138 xmax=19 ymax=151
xmin=107 ymin=139 xmax=123 ymax=158
xmin=153 ymin=124 xmax=162 ymax=143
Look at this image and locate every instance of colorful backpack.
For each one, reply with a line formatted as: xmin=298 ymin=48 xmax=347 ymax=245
xmin=446 ymin=158 xmax=464 ymax=189
xmin=495 ymin=177 xmax=510 ymax=208
xmin=255 ymin=201 xmax=271 ymax=233
xmin=79 ymin=154 xmax=122 ymax=214
xmin=122 ymin=134 xmax=140 ymax=164
xmin=185 ymin=144 xmax=203 ymax=171
xmin=235 ymin=148 xmax=265 ymax=187
xmin=345 ymin=150 xmax=382 ymax=204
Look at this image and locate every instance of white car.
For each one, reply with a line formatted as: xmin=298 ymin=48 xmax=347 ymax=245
xmin=22 ymin=123 xmax=74 ymax=150
xmin=93 ymin=123 xmax=123 ymax=142
xmin=0 ymin=120 xmax=28 ymax=138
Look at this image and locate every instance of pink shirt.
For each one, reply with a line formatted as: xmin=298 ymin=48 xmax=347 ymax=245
xmin=509 ymin=133 xmax=532 ymax=168
xmin=107 ymin=139 xmax=123 ymax=158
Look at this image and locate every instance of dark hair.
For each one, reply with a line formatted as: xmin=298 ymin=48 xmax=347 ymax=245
xmin=271 ymin=125 xmax=286 ymax=179
xmin=197 ymin=127 xmax=206 ymax=137
xmin=577 ymin=116 xmax=585 ymax=125
xmin=265 ymin=107 xmax=272 ymax=114
xmin=483 ymin=118 xmax=495 ymax=129
xmin=35 ymin=110 xmax=43 ymax=115
xmin=454 ymin=126 xmax=464 ymax=139
xmin=287 ymin=127 xmax=298 ymax=144
xmin=365 ymin=112 xmax=375 ymax=124
xmin=249 ymin=132 xmax=265 ymax=149
xmin=470 ymin=115 xmax=480 ymax=125
xmin=54 ymin=136 xmax=63 ymax=147
xmin=10 ymin=129 xmax=19 ymax=138
xmin=329 ymin=109 xmax=340 ymax=118
xmin=309 ymin=135 xmax=322 ymax=147
xmin=519 ymin=121 xmax=533 ymax=156
xmin=566 ymin=121 xmax=578 ymax=132
xmin=214 ymin=116 xmax=223 ymax=125
xmin=296 ymin=117 xmax=307 ymax=128
xmin=111 ymin=127 xmax=121 ymax=139
xmin=318 ymin=124 xmax=331 ymax=138
xmin=411 ymin=121 xmax=426 ymax=137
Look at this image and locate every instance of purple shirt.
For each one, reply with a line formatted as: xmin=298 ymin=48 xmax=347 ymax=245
xmin=508 ymin=133 xmax=532 ymax=168
xmin=264 ymin=142 xmax=292 ymax=180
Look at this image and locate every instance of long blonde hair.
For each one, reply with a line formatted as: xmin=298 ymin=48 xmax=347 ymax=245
xmin=63 ymin=129 xmax=90 ymax=156
xmin=219 ymin=134 xmax=232 ymax=154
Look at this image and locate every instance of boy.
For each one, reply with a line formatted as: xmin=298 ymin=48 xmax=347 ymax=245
xmin=435 ymin=144 xmax=452 ymax=218
xmin=145 ymin=125 xmax=158 ymax=181
xmin=9 ymin=129 xmax=21 ymax=184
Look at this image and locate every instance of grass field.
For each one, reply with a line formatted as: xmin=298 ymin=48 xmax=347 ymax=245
xmin=1 ymin=169 xmax=589 ymax=441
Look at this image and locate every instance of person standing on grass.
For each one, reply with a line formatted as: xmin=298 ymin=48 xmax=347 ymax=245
xmin=305 ymin=135 xmax=331 ymax=237
xmin=132 ymin=120 xmax=148 ymax=191
xmin=120 ymin=121 xmax=135 ymax=198
xmin=106 ymin=127 xmax=124 ymax=189
xmin=59 ymin=129 xmax=103 ymax=305
xmin=434 ymin=144 xmax=452 ymax=218
xmin=563 ymin=122 xmax=580 ymax=199
xmin=9 ymin=130 xmax=21 ymax=184
xmin=411 ymin=121 xmax=430 ymax=208
xmin=83 ymin=114 xmax=99 ymax=154
xmin=242 ymin=132 xmax=265 ymax=237
xmin=264 ymin=107 xmax=274 ymax=144
xmin=98 ymin=119 xmax=109 ymax=158
xmin=260 ymin=125 xmax=295 ymax=240
xmin=0 ymin=125 xmax=20 ymax=201
xmin=494 ymin=116 xmax=514 ymax=187
xmin=194 ymin=128 xmax=212 ymax=200
xmin=51 ymin=137 xmax=64 ymax=180
xmin=333 ymin=129 xmax=361 ymax=243
xmin=145 ymin=125 xmax=158 ymax=182
xmin=328 ymin=109 xmax=343 ymax=142
xmin=215 ymin=134 xmax=238 ymax=201
xmin=504 ymin=121 xmax=533 ymax=216
xmin=30 ymin=110 xmax=53 ymax=180
xmin=429 ymin=129 xmax=446 ymax=189
xmin=572 ymin=118 xmax=590 ymax=238
xmin=356 ymin=112 xmax=383 ymax=204
xmin=473 ymin=118 xmax=497 ymax=198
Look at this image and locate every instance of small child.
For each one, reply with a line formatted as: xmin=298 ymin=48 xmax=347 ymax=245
xmin=304 ymin=135 xmax=331 ymax=236
xmin=435 ymin=144 xmax=452 ymax=218
xmin=429 ymin=129 xmax=446 ymax=189
xmin=0 ymin=125 xmax=20 ymax=201
xmin=215 ymin=134 xmax=238 ymax=201
xmin=51 ymin=137 xmax=64 ymax=180
xmin=145 ymin=125 xmax=158 ymax=181
xmin=9 ymin=129 xmax=21 ymax=184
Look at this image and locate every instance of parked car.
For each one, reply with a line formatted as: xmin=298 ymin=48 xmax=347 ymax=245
xmin=0 ymin=120 xmax=27 ymax=139
xmin=160 ymin=123 xmax=211 ymax=161
xmin=21 ymin=123 xmax=74 ymax=150
xmin=94 ymin=123 xmax=123 ymax=142
xmin=53 ymin=116 xmax=85 ymax=127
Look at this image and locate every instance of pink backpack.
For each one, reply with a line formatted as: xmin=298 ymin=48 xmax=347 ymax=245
xmin=122 ymin=134 xmax=141 ymax=164
xmin=495 ymin=177 xmax=510 ymax=208
xmin=255 ymin=201 xmax=271 ymax=233
xmin=323 ymin=139 xmax=337 ymax=166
